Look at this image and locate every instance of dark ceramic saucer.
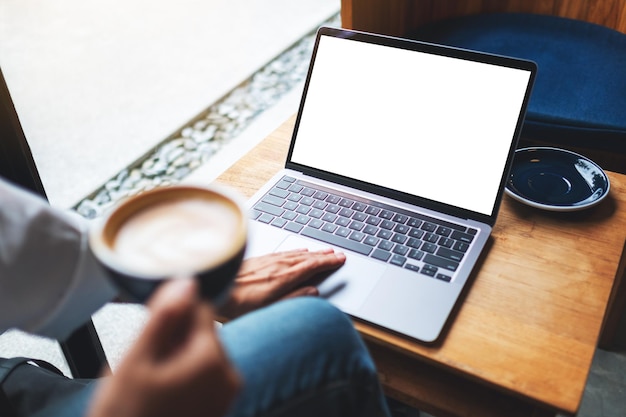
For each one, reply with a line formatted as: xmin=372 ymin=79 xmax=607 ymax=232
xmin=505 ymin=147 xmax=610 ymax=211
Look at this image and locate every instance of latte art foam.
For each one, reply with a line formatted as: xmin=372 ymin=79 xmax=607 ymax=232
xmin=113 ymin=197 xmax=241 ymax=276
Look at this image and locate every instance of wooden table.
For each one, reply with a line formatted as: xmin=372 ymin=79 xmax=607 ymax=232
xmin=213 ymin=116 xmax=626 ymax=417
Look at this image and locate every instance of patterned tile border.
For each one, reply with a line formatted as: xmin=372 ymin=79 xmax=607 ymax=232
xmin=75 ymin=13 xmax=340 ymax=219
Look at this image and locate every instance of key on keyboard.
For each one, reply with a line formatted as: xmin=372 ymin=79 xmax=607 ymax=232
xmin=252 ymin=176 xmax=476 ymax=283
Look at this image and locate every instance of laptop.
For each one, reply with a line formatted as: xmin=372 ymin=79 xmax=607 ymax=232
xmin=244 ymin=27 xmax=536 ymax=343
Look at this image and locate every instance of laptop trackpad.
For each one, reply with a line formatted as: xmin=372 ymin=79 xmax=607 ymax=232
xmin=275 ymin=235 xmax=385 ymax=315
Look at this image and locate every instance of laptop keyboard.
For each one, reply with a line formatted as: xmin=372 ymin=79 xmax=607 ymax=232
xmin=251 ymin=176 xmax=477 ymax=283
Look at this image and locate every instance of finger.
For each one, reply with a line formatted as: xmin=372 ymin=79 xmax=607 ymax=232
xmin=288 ymin=251 xmax=346 ymax=277
xmin=134 ymin=279 xmax=199 ymax=362
xmin=268 ymin=248 xmax=338 ymax=262
xmin=157 ymin=302 xmax=241 ymax=394
xmin=239 ymin=248 xmax=336 ymax=274
xmin=237 ymin=249 xmax=310 ymax=274
xmin=313 ymin=248 xmax=336 ymax=254
xmin=265 ymin=251 xmax=346 ymax=295
xmin=146 ymin=277 xmax=197 ymax=310
xmin=257 ymin=248 xmax=310 ymax=261
xmin=159 ymin=301 xmax=220 ymax=373
xmin=236 ymin=251 xmax=342 ymax=283
xmin=149 ymin=301 xmax=241 ymax=414
xmin=277 ymin=247 xmax=335 ymax=257
xmin=275 ymin=248 xmax=309 ymax=255
xmin=276 ymin=249 xmax=338 ymax=267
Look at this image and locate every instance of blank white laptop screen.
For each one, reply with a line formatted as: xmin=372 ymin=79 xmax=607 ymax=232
xmin=290 ymin=35 xmax=533 ymax=216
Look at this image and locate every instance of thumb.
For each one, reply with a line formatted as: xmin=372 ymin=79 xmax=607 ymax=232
xmin=136 ymin=278 xmax=199 ymax=362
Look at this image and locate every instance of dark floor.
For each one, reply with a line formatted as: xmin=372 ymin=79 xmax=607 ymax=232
xmin=575 ymin=347 xmax=626 ymax=417
xmin=570 ymin=311 xmax=626 ymax=417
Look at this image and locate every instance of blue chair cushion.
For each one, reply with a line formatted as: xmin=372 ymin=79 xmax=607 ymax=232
xmin=410 ymin=13 xmax=626 ymax=153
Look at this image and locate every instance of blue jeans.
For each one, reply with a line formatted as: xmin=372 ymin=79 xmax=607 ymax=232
xmin=221 ymin=297 xmax=391 ymax=417
xmin=2 ymin=298 xmax=390 ymax=417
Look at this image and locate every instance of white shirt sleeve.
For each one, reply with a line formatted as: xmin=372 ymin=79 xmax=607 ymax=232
xmin=0 ymin=179 xmax=117 ymax=340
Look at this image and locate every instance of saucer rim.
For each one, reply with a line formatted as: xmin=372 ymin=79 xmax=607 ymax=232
xmin=504 ymin=146 xmax=610 ymax=212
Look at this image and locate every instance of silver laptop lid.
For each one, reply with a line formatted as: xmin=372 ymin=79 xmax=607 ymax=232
xmin=286 ymin=27 xmax=536 ymax=226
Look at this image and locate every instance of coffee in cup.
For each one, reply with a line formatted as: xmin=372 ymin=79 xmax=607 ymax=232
xmin=89 ymin=184 xmax=247 ymax=303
